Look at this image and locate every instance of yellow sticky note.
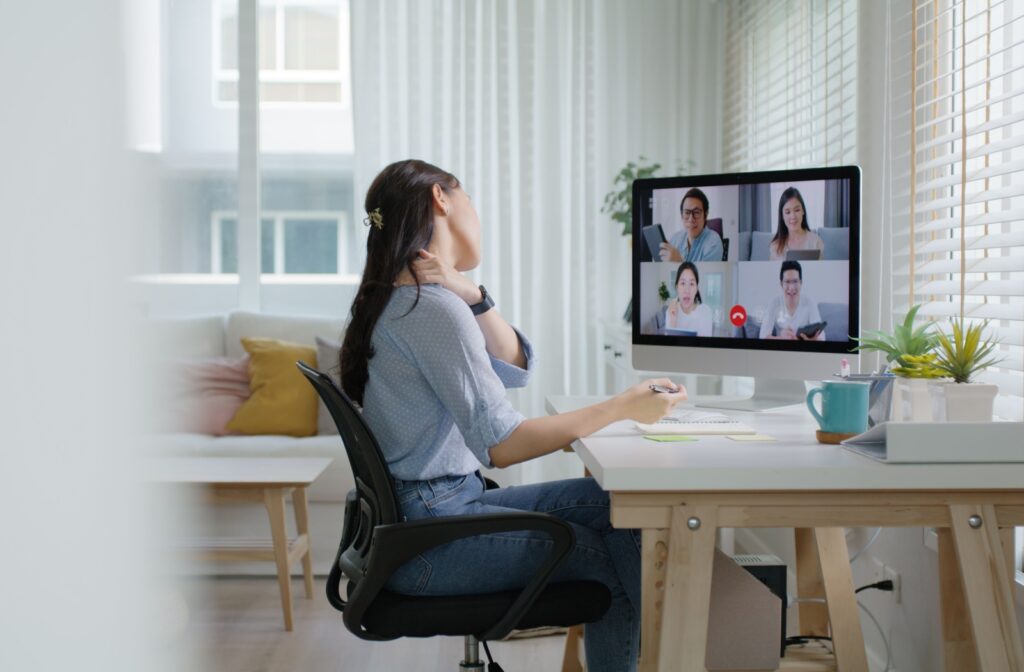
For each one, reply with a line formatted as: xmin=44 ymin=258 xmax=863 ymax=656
xmin=644 ymin=435 xmax=697 ymax=443
xmin=727 ymin=434 xmax=776 ymax=442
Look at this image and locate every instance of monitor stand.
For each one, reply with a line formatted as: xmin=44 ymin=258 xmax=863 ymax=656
xmin=696 ymin=378 xmax=807 ymax=413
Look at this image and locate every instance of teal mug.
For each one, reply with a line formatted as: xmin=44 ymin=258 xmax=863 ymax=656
xmin=806 ymin=380 xmax=870 ymax=435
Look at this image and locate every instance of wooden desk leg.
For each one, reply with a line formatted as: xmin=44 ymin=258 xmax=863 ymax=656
xmin=939 ymin=527 xmax=980 ymax=672
xmin=794 ymin=527 xmax=829 ymax=637
xmin=948 ymin=504 xmax=1024 ymax=671
xmin=639 ymin=528 xmax=669 ymax=672
xmin=293 ymin=487 xmax=314 ymax=599
xmin=561 ymin=625 xmax=585 ymax=672
xmin=658 ymin=505 xmax=718 ymax=672
xmin=815 ymin=528 xmax=868 ymax=672
xmin=999 ymin=527 xmax=1018 ymax=594
xmin=264 ymin=487 xmax=293 ymax=632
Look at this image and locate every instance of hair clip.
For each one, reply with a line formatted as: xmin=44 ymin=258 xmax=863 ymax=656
xmin=363 ymin=207 xmax=384 ymax=230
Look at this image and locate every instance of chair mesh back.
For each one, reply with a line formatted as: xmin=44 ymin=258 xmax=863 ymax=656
xmin=296 ymin=361 xmax=401 ymax=526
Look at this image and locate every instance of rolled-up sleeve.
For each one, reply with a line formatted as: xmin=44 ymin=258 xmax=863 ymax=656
xmin=488 ymin=326 xmax=534 ymax=389
xmin=399 ymin=295 xmax=525 ymax=468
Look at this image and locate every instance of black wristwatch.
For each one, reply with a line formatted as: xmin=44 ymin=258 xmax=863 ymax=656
xmin=469 ymin=284 xmax=495 ymax=316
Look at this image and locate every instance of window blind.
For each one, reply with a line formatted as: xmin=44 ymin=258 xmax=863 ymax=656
xmin=889 ymin=0 xmax=1024 ymax=419
xmin=722 ymin=0 xmax=858 ymax=171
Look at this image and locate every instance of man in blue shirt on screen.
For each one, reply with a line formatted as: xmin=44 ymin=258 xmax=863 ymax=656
xmin=660 ymin=187 xmax=724 ymax=263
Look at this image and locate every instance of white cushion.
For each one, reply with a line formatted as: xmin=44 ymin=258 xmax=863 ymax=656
xmin=225 ymin=311 xmax=345 ymax=357
xmin=151 ymin=433 xmax=354 ymax=503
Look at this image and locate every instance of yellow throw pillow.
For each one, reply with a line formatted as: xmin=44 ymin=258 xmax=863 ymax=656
xmin=226 ymin=337 xmax=318 ymax=437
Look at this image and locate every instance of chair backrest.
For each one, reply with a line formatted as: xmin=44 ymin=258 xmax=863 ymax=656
xmin=705 ymin=217 xmax=723 ymax=237
xmin=296 ymin=361 xmax=401 ymax=578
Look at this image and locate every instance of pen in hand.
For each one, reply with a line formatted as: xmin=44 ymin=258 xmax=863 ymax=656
xmin=649 ymin=384 xmax=680 ymax=394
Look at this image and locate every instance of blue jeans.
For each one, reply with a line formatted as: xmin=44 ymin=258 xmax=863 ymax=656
xmin=386 ymin=473 xmax=641 ymax=672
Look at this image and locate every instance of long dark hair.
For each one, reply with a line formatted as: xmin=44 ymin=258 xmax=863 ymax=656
xmin=771 ymin=187 xmax=810 ymax=256
xmin=674 ymin=261 xmax=702 ymax=304
xmin=340 ymin=159 xmax=460 ymax=404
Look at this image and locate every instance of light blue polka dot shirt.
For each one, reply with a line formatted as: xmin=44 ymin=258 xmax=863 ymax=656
xmin=361 ymin=284 xmax=534 ymax=481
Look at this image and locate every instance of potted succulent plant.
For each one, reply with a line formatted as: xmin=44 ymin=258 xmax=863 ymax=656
xmin=928 ymin=318 xmax=1002 ymax=421
xmin=854 ymin=305 xmax=942 ymax=421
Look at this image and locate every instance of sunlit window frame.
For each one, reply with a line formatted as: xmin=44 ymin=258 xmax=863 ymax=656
xmin=211 ymin=209 xmax=348 ymax=274
xmin=211 ymin=0 xmax=349 ymax=109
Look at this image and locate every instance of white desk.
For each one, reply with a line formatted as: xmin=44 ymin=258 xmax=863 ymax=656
xmin=546 ymin=395 xmax=1024 ymax=672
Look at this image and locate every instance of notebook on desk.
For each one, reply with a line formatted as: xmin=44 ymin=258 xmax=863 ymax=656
xmin=635 ymin=409 xmax=757 ymax=435
xmin=840 ymin=421 xmax=1024 ymax=463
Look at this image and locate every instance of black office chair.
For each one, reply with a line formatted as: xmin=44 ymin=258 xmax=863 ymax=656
xmin=296 ymin=362 xmax=611 ymax=671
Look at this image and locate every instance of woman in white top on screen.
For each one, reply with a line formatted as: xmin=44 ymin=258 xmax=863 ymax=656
xmin=769 ymin=187 xmax=824 ymax=260
xmin=665 ymin=261 xmax=713 ymax=336
xmin=759 ymin=260 xmax=825 ymax=340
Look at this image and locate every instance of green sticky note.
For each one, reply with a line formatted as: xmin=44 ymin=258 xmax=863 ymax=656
xmin=644 ymin=435 xmax=697 ymax=443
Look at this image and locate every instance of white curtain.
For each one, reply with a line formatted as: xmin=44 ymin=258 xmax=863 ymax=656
xmin=351 ymin=0 xmax=721 ymax=482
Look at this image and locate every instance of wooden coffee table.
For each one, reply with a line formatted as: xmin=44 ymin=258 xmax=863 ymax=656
xmin=154 ymin=457 xmax=333 ymax=631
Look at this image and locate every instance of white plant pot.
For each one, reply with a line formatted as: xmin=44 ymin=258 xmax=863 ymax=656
xmin=928 ymin=382 xmax=998 ymax=422
xmin=891 ymin=378 xmax=933 ymax=422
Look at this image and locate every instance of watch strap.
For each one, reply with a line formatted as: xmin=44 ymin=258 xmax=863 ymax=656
xmin=470 ymin=285 xmax=495 ymax=316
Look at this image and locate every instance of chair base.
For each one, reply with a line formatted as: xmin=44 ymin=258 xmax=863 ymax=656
xmin=460 ymin=635 xmax=484 ymax=671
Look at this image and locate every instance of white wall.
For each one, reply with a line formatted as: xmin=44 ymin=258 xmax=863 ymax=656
xmin=0 ymin=1 xmax=187 ymax=669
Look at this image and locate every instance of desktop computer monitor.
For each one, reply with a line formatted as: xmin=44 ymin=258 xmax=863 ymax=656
xmin=632 ymin=165 xmax=861 ymax=410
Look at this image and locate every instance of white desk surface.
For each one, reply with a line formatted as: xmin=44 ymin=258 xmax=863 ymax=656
xmin=546 ymin=395 xmax=1024 ymax=492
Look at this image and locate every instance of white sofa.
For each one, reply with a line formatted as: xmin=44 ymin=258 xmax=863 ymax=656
xmin=150 ymin=311 xmax=352 ymax=575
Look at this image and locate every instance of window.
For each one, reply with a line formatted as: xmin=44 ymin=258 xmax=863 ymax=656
xmin=215 ymin=0 xmax=349 ymax=106
xmin=889 ymin=0 xmax=1024 ymax=420
xmin=125 ymin=0 xmax=354 ymax=286
xmin=722 ymin=0 xmax=858 ymax=171
xmin=211 ymin=211 xmax=352 ymax=274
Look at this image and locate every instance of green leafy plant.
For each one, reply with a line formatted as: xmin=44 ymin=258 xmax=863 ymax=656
xmin=601 ymin=157 xmax=661 ymax=237
xmin=854 ymin=304 xmax=940 ymax=376
xmin=658 ymin=281 xmax=670 ymax=302
xmin=932 ymin=317 xmax=1003 ymax=384
xmin=601 ymin=158 xmax=694 ymax=236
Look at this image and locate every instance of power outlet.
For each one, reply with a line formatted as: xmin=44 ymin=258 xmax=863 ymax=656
xmin=868 ymin=557 xmax=901 ymax=603
xmin=885 ymin=565 xmax=902 ymax=604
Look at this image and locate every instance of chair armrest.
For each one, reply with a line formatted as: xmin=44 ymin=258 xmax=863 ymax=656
xmin=345 ymin=512 xmax=575 ymax=642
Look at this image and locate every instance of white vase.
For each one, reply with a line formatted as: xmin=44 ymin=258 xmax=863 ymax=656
xmin=891 ymin=378 xmax=933 ymax=421
xmin=928 ymin=382 xmax=998 ymax=422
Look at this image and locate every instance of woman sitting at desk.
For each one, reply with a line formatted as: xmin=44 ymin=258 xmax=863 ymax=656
xmin=759 ymin=260 xmax=826 ymax=340
xmin=341 ymin=159 xmax=687 ymax=672
xmin=664 ymin=261 xmax=713 ymax=336
xmin=769 ymin=187 xmax=824 ymax=260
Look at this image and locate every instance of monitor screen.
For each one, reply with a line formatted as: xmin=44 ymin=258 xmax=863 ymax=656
xmin=632 ymin=166 xmax=859 ymax=356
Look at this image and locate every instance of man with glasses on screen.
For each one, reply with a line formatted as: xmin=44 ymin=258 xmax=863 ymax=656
xmin=659 ymin=187 xmax=724 ymax=263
